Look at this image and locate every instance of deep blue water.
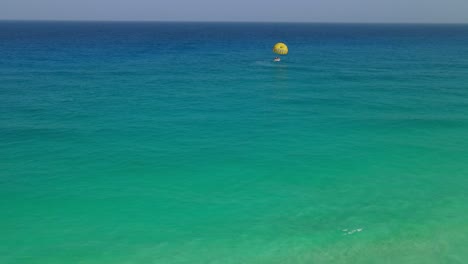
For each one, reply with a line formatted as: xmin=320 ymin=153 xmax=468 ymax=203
xmin=1 ymin=22 xmax=468 ymax=263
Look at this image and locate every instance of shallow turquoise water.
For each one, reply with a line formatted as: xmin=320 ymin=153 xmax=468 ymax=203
xmin=1 ymin=22 xmax=468 ymax=263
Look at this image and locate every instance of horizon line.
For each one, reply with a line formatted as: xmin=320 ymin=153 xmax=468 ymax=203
xmin=1 ymin=19 xmax=468 ymax=25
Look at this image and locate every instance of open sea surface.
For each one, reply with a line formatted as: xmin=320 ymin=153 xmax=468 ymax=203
xmin=1 ymin=22 xmax=468 ymax=263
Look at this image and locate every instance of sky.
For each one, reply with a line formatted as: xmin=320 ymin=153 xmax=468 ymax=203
xmin=1 ymin=0 xmax=468 ymax=23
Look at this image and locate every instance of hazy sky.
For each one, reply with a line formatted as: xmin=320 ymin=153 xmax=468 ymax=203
xmin=1 ymin=0 xmax=468 ymax=23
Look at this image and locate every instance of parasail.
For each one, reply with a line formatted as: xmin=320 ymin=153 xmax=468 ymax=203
xmin=273 ymin=42 xmax=288 ymax=55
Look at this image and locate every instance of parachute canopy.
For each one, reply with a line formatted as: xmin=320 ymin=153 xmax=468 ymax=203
xmin=273 ymin=42 xmax=288 ymax=55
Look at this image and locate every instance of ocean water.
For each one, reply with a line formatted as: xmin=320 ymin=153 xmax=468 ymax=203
xmin=1 ymin=21 xmax=468 ymax=263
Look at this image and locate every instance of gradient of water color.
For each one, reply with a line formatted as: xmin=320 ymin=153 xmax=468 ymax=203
xmin=1 ymin=22 xmax=468 ymax=263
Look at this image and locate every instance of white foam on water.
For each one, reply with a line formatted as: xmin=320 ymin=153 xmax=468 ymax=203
xmin=342 ymin=228 xmax=363 ymax=235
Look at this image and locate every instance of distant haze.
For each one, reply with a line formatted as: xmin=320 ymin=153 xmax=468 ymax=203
xmin=1 ymin=0 xmax=468 ymax=23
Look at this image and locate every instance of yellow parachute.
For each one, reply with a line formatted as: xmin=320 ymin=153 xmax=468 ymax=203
xmin=273 ymin=42 xmax=288 ymax=55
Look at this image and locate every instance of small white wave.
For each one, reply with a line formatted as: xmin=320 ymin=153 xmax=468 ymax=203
xmin=342 ymin=228 xmax=363 ymax=235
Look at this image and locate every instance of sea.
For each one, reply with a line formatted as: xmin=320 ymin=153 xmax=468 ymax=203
xmin=1 ymin=21 xmax=468 ymax=263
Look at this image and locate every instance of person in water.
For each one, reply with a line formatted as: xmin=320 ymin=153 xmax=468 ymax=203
xmin=274 ymin=57 xmax=281 ymax=62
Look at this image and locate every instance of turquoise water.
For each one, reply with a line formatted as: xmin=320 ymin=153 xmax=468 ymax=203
xmin=1 ymin=22 xmax=468 ymax=263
